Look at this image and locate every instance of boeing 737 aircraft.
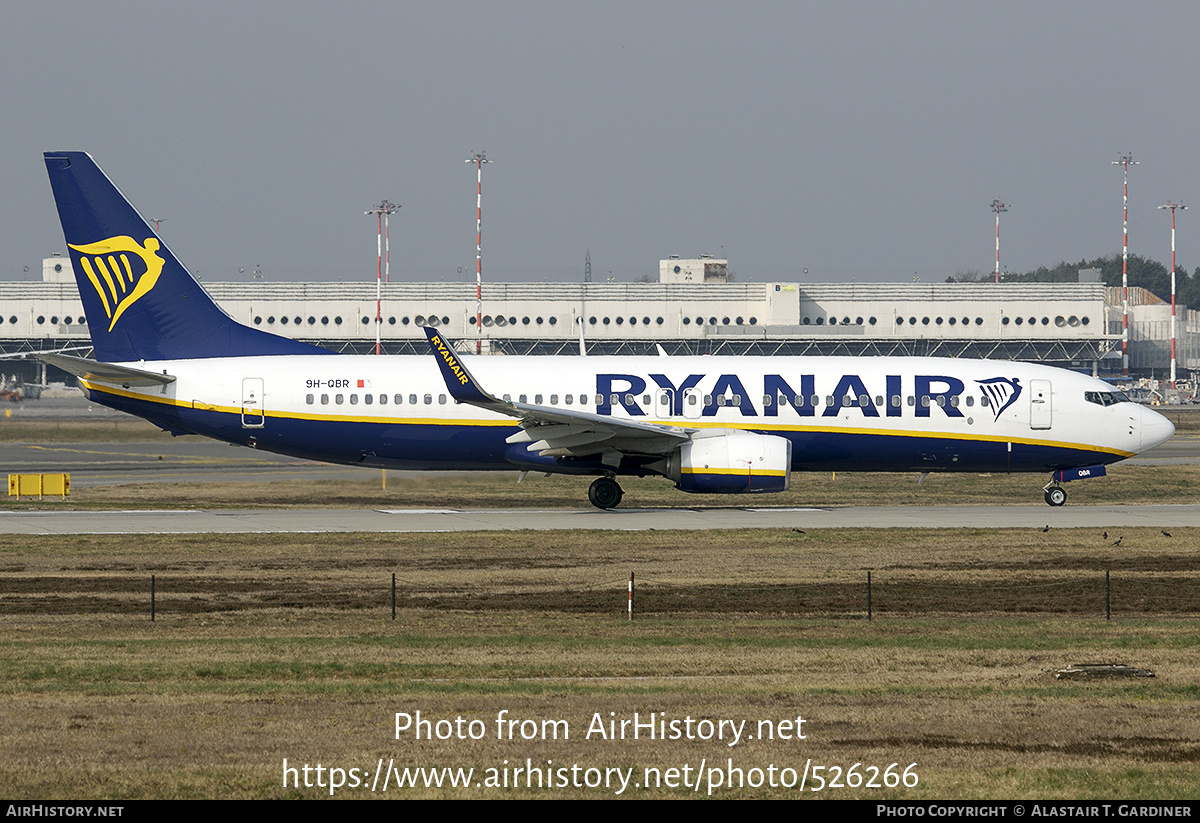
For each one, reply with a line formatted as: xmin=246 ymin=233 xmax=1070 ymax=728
xmin=40 ymin=152 xmax=1174 ymax=508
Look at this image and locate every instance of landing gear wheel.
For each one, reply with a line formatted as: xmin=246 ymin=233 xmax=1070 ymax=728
xmin=588 ymin=477 xmax=624 ymax=510
xmin=1044 ymin=486 xmax=1066 ymax=507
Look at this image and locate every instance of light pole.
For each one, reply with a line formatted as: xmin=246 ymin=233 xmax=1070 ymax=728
xmin=1158 ymin=202 xmax=1187 ymax=388
xmin=1113 ymin=153 xmax=1138 ymax=377
xmin=466 ymin=152 xmax=491 ymax=354
xmin=365 ymin=199 xmax=400 ymax=356
xmin=991 ymin=200 xmax=1008 ymax=283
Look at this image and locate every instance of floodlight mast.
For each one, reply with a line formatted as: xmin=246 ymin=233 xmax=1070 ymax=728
xmin=365 ymin=199 xmax=400 ymax=356
xmin=1113 ymin=153 xmax=1138 ymax=377
xmin=466 ymin=151 xmax=492 ymax=354
xmin=1158 ymin=202 xmax=1187 ymax=387
xmin=991 ymin=200 xmax=1008 ymax=283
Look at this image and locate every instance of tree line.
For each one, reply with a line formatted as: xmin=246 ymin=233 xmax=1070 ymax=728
xmin=948 ymin=254 xmax=1200 ymax=308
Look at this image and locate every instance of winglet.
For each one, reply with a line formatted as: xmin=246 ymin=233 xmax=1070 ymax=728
xmin=424 ymin=327 xmax=498 ymax=405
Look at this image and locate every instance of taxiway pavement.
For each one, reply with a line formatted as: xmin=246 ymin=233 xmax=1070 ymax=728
xmin=3 ymin=504 xmax=1199 ymax=534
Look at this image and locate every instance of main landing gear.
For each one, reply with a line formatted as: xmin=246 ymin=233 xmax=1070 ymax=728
xmin=588 ymin=476 xmax=624 ymax=510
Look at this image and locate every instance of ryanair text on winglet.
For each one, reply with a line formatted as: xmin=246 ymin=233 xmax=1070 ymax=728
xmin=431 ymin=335 xmax=470 ymax=385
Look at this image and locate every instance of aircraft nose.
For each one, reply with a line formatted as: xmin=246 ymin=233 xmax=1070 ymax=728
xmin=1136 ymin=405 xmax=1175 ymax=452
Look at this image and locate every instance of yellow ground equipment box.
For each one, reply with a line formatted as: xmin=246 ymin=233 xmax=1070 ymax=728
xmin=8 ymin=473 xmax=70 ymax=499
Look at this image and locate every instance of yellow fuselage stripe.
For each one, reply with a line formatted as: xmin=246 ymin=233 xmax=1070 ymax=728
xmin=81 ymin=381 xmax=1134 ymax=458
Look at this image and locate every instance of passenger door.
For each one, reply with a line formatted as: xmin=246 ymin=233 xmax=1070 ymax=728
xmin=241 ymin=377 xmax=265 ymax=428
xmin=1029 ymin=379 xmax=1052 ymax=430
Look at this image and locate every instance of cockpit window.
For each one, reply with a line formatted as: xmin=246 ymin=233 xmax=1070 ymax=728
xmin=1085 ymin=390 xmax=1130 ymax=407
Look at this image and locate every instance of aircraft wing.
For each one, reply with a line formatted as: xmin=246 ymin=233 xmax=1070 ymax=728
xmin=37 ymin=353 xmax=176 ymax=387
xmin=424 ymin=328 xmax=691 ymax=462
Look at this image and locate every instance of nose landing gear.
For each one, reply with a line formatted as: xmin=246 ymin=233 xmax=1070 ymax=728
xmin=1042 ymin=465 xmax=1107 ymax=506
xmin=1043 ymin=483 xmax=1067 ymax=507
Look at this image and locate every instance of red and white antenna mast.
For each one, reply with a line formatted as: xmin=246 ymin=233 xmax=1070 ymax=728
xmin=466 ymin=151 xmax=492 ymax=354
xmin=990 ymin=199 xmax=1008 ymax=283
xmin=1158 ymin=201 xmax=1187 ymax=388
xmin=365 ymin=199 xmax=400 ymax=356
xmin=1112 ymin=153 xmax=1138 ymax=377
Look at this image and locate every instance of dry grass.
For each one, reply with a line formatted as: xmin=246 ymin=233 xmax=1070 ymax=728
xmin=1 ymin=529 xmax=1198 ymax=799
xmin=3 ymin=410 xmax=1198 ymax=797
xmin=3 ymin=460 xmax=1196 ymax=511
xmin=0 ymin=417 xmax=175 ymax=443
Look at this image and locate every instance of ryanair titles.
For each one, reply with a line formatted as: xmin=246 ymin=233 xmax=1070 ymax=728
xmin=429 ymin=335 xmax=470 ymax=385
xmin=595 ymin=372 xmax=1017 ymax=419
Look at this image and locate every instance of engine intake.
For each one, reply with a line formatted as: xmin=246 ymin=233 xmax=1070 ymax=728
xmin=664 ymin=429 xmax=792 ymax=494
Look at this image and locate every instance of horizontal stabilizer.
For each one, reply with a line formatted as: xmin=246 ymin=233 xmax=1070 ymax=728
xmin=38 ymin=353 xmax=175 ymax=387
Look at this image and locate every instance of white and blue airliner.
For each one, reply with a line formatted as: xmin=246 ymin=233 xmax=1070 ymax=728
xmin=40 ymin=152 xmax=1174 ymax=509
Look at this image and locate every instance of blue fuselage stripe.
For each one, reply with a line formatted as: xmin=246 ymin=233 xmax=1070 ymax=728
xmin=92 ymin=389 xmax=1117 ymax=474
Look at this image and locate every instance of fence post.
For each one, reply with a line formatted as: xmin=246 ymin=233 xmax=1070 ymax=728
xmin=1105 ymin=569 xmax=1110 ymax=621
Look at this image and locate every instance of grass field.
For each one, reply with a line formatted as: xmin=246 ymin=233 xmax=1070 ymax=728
xmin=1 ymin=459 xmax=1193 ymax=510
xmin=2 ymin=409 xmax=1198 ymax=798
xmin=1 ymin=528 xmax=1198 ymax=799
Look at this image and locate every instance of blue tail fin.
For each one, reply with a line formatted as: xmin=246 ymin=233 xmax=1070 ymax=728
xmin=44 ymin=152 xmax=330 ymax=362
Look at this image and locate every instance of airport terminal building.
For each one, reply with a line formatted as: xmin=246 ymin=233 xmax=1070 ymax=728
xmin=2 ymin=255 xmax=1195 ymax=382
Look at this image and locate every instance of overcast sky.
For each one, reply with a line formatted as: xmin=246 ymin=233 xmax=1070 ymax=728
xmin=3 ymin=1 xmax=1198 ymax=285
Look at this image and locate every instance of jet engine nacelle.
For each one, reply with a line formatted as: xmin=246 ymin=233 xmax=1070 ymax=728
xmin=665 ymin=429 xmax=792 ymax=494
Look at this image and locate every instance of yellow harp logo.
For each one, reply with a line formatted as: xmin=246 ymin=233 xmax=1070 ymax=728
xmin=68 ymin=236 xmax=165 ymax=332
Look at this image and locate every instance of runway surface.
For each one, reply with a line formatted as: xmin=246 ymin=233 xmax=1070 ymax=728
xmin=3 ymin=504 xmax=1198 ymax=534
